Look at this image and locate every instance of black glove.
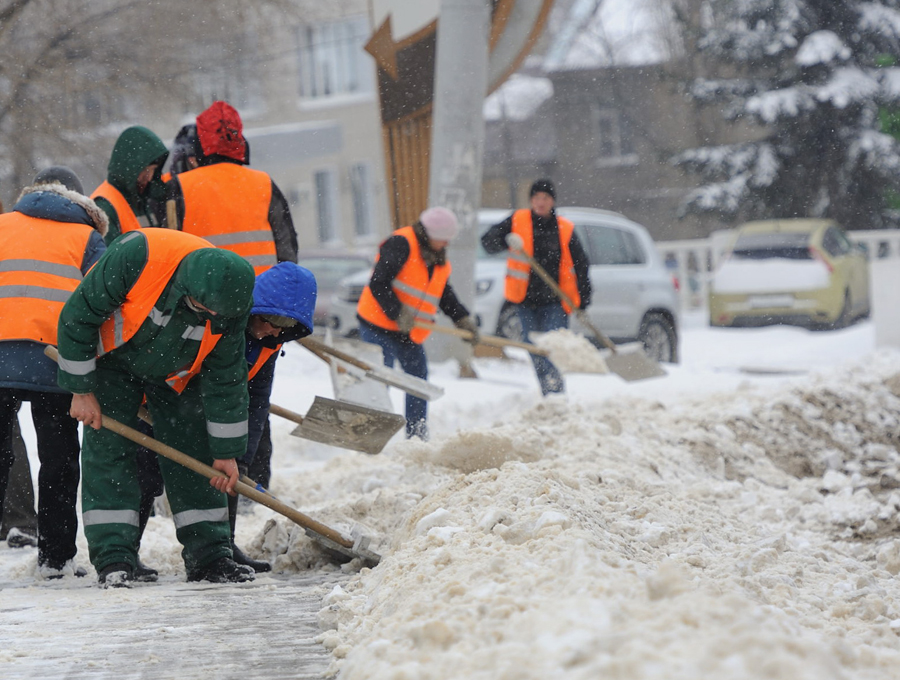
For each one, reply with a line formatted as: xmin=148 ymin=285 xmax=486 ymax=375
xmin=454 ymin=315 xmax=480 ymax=345
xmin=396 ymin=306 xmax=416 ymax=334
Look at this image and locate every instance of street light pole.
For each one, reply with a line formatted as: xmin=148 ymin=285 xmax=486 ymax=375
xmin=428 ymin=0 xmax=491 ymax=318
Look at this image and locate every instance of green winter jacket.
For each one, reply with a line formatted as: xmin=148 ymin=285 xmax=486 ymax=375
xmin=57 ymin=230 xmax=255 ymax=460
xmin=97 ymin=125 xmax=169 ymax=244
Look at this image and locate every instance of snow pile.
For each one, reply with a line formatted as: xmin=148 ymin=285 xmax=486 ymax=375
xmin=533 ymin=328 xmax=609 ymax=374
xmin=247 ymin=353 xmax=900 ymax=678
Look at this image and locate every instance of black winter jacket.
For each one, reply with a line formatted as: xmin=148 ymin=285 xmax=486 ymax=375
xmin=481 ymin=210 xmax=592 ymax=309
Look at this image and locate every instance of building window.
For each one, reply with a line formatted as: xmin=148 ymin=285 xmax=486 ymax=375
xmin=314 ymin=169 xmax=338 ymax=243
xmin=591 ymin=105 xmax=637 ymax=166
xmin=349 ymin=163 xmax=373 ymax=238
xmin=296 ymin=15 xmax=373 ymax=100
xmin=185 ymin=34 xmax=263 ymax=113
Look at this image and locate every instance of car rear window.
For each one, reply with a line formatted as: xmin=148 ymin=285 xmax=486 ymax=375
xmin=579 ymin=224 xmax=647 ymax=265
xmin=731 ymin=232 xmax=812 ymax=260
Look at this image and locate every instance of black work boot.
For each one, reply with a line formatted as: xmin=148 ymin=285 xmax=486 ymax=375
xmin=186 ymin=557 xmax=255 ymax=583
xmin=228 ymin=492 xmax=271 ymax=573
xmin=134 ymin=558 xmax=159 ymax=582
xmin=98 ymin=563 xmax=134 ymax=589
xmin=232 ymin=544 xmax=271 ymax=573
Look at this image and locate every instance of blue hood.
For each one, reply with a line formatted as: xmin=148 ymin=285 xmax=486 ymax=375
xmin=251 ymin=262 xmax=317 ymax=334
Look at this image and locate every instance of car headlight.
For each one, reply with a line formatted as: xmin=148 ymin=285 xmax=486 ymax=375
xmin=475 ymin=278 xmax=493 ymax=296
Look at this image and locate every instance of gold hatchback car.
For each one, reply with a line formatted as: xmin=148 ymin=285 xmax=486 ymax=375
xmin=709 ymin=219 xmax=870 ymax=329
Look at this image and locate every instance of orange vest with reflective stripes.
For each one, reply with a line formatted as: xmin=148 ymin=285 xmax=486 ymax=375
xmin=357 ymin=227 xmax=451 ymax=344
xmin=0 ymin=212 xmax=93 ymax=345
xmin=91 ymin=181 xmax=142 ymax=235
xmin=177 ymin=164 xmax=277 ymax=275
xmin=248 ymin=345 xmax=280 ymax=381
xmin=97 ymin=230 xmax=222 ymax=393
xmin=505 ymin=209 xmax=581 ymax=313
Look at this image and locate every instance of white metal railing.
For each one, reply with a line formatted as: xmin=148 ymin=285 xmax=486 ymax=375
xmin=657 ymin=228 xmax=900 ymax=312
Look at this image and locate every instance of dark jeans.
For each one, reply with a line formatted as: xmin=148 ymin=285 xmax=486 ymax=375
xmin=517 ymin=303 xmax=567 ymax=395
xmin=0 ymin=389 xmax=80 ymax=566
xmin=246 ymin=418 xmax=272 ymax=489
xmin=358 ymin=322 xmax=429 ymax=439
xmin=136 ymin=419 xmax=164 ymax=543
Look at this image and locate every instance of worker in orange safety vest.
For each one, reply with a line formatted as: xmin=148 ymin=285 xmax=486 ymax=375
xmin=357 ymin=207 xmax=478 ymax=440
xmin=480 ymin=178 xmax=592 ymax=396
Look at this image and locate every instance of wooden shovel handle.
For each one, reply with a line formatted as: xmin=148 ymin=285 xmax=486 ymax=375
xmin=100 ymin=414 xmax=354 ymax=548
xmin=299 ymin=336 xmax=373 ymax=371
xmin=414 ymin=321 xmax=550 ymax=356
xmin=511 ymin=246 xmax=618 ymax=353
xmin=44 ymin=344 xmax=354 ymax=550
xmin=268 ymin=402 xmax=304 ymax=425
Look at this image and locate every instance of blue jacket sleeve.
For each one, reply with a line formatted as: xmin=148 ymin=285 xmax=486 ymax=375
xmin=80 ymin=231 xmax=108 ymax=274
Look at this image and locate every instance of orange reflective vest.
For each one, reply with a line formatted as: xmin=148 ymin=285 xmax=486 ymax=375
xmin=505 ymin=209 xmax=581 ymax=313
xmin=177 ymin=164 xmax=277 ymax=275
xmin=248 ymin=345 xmax=280 ymax=381
xmin=91 ymin=181 xmax=143 ymax=234
xmin=97 ymin=229 xmax=222 ymax=393
xmin=0 ymin=212 xmax=93 ymax=345
xmin=357 ymin=226 xmax=451 ymax=344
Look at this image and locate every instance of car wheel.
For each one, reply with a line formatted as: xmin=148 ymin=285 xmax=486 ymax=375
xmin=496 ymin=304 xmax=523 ymax=341
xmin=639 ymin=312 xmax=677 ymax=363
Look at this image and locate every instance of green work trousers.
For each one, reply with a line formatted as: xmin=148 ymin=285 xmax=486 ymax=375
xmin=81 ymin=360 xmax=232 ymax=574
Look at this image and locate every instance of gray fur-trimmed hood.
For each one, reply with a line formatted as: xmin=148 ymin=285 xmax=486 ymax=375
xmin=15 ymin=181 xmax=109 ymax=237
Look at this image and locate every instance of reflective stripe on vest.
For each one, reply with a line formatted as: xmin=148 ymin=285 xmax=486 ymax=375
xmin=178 ymin=164 xmax=277 ymax=275
xmin=91 ymin=181 xmax=144 ymax=234
xmin=0 ymin=212 xmax=93 ymax=345
xmin=505 ymin=210 xmax=581 ymax=314
xmin=356 ymin=226 xmax=451 ymax=344
xmin=96 ymin=230 xmax=222 ymax=393
xmin=248 ymin=345 xmax=280 ymax=381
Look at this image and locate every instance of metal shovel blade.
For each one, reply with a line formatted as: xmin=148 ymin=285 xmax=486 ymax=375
xmin=291 ymin=396 xmax=406 ymax=454
xmin=604 ymin=348 xmax=667 ymax=382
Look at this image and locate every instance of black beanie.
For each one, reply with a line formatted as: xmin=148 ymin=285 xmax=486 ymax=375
xmin=530 ymin=178 xmax=555 ymax=200
xmin=170 ymin=124 xmax=201 ymax=175
xmin=33 ymin=166 xmax=84 ymax=194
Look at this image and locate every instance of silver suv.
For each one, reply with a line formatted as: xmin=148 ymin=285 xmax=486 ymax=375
xmin=328 ymin=207 xmax=680 ymax=363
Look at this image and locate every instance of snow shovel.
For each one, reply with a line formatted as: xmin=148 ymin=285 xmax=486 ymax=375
xmin=100 ymin=414 xmax=381 ymax=567
xmin=299 ymin=335 xmax=445 ymax=401
xmin=269 ymin=400 xmax=404 ymax=455
xmin=42 ymin=346 xmax=381 ymax=567
xmin=413 ymin=321 xmax=551 ymax=357
xmin=319 ymin=336 xmax=395 ymax=412
xmin=510 ymin=246 xmax=666 ymax=381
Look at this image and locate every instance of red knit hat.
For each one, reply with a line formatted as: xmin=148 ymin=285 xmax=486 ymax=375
xmin=196 ymin=101 xmax=247 ymax=163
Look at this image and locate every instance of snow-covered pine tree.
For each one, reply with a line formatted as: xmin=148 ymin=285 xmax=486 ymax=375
xmin=674 ymin=0 xmax=900 ymax=230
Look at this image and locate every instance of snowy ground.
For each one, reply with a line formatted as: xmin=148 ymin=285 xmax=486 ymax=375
xmin=5 ymin=310 xmax=900 ymax=679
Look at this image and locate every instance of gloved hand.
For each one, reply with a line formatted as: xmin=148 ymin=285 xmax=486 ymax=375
xmin=454 ymin=315 xmax=480 ymax=345
xmin=505 ymin=232 xmax=524 ymax=252
xmin=396 ymin=306 xmax=416 ymax=334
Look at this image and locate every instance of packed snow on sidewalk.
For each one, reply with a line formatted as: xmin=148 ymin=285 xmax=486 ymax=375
xmin=6 ymin=314 xmax=900 ymax=679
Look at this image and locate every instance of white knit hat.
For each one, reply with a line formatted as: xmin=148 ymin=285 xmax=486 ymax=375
xmin=419 ymin=207 xmax=459 ymax=241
